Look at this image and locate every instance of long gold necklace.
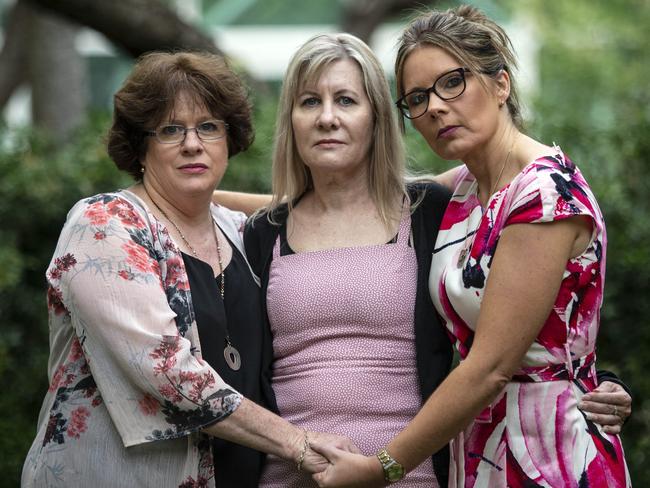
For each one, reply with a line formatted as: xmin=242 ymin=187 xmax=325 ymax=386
xmin=456 ymin=136 xmax=518 ymax=268
xmin=143 ymin=185 xmax=241 ymax=370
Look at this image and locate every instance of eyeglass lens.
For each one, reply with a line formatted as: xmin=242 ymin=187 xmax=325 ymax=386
xmin=155 ymin=120 xmax=227 ymax=143
xmin=400 ymin=68 xmax=467 ymax=119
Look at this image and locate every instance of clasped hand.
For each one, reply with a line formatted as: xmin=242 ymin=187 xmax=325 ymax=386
xmin=303 ymin=436 xmax=385 ymax=488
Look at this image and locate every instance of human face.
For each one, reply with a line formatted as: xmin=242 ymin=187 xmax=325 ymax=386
xmin=401 ymin=46 xmax=505 ymax=162
xmin=291 ymin=59 xmax=374 ymax=179
xmin=142 ymin=94 xmax=229 ymax=200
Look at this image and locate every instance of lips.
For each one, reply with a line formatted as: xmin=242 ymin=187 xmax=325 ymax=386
xmin=315 ymin=139 xmax=344 ymax=147
xmin=437 ymin=125 xmax=460 ymax=139
xmin=179 ymin=163 xmax=208 ymax=173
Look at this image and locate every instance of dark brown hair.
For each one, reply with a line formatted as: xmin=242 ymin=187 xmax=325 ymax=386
xmin=107 ymin=51 xmax=254 ymax=180
xmin=395 ymin=5 xmax=523 ymax=130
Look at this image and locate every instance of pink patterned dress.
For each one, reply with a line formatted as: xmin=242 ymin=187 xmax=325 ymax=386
xmin=260 ymin=203 xmax=437 ymax=487
xmin=429 ymin=150 xmax=630 ymax=487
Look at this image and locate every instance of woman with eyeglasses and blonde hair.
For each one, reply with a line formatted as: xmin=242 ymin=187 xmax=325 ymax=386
xmin=310 ymin=5 xmax=631 ymax=487
xmin=21 ymin=51 xmax=356 ymax=488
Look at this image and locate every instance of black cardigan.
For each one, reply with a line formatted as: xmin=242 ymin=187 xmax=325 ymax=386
xmin=243 ymin=183 xmax=455 ymax=485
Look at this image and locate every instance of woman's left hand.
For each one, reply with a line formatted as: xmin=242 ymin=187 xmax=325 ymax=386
xmin=309 ymin=440 xmax=385 ymax=488
xmin=301 ymin=431 xmax=362 ymax=473
xmin=578 ymin=381 xmax=631 ymax=434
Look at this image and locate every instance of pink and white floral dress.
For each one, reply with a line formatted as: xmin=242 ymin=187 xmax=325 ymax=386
xmin=429 ymin=150 xmax=630 ymax=487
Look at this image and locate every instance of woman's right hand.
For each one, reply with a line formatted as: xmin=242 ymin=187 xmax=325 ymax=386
xmin=300 ymin=431 xmax=362 ymax=473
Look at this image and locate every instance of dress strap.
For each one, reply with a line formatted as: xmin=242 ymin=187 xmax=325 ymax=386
xmin=395 ymin=195 xmax=412 ymax=246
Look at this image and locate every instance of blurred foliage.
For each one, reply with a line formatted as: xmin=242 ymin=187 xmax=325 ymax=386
xmin=1 ymin=0 xmax=648 ymax=484
xmin=0 ymin=114 xmax=128 ymax=484
xmin=521 ymin=0 xmax=650 ymax=483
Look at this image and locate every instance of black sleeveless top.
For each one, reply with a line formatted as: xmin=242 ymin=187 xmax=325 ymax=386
xmin=182 ymin=237 xmax=266 ymax=487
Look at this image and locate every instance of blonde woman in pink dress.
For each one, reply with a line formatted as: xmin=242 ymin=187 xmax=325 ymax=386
xmin=312 ymin=5 xmax=631 ymax=487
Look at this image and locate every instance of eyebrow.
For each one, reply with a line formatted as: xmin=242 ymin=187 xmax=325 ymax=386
xmin=165 ymin=115 xmax=216 ymax=125
xmin=403 ymin=67 xmax=459 ymax=94
xmin=297 ymin=88 xmax=361 ymax=98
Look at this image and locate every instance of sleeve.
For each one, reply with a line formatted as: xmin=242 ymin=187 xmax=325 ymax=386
xmin=596 ymin=369 xmax=632 ymax=397
xmin=503 ymin=156 xmax=604 ymax=236
xmin=52 ymin=195 xmax=242 ymax=447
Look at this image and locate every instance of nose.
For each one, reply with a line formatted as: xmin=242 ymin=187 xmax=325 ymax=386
xmin=180 ymin=128 xmax=204 ymax=153
xmin=425 ymin=90 xmax=448 ymax=117
xmin=316 ymin=101 xmax=339 ymax=129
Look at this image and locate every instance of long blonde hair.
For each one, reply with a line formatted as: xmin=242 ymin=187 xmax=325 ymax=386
xmin=269 ymin=33 xmax=406 ymax=226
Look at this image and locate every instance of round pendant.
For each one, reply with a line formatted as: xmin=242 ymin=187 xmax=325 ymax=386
xmin=224 ymin=344 xmax=242 ymax=371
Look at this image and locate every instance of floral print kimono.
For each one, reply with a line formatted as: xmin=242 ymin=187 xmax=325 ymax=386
xmin=429 ymin=149 xmax=630 ymax=487
xmin=22 ymin=190 xmax=253 ymax=488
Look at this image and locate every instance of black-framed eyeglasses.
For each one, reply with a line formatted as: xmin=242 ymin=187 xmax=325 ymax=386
xmin=145 ymin=119 xmax=229 ymax=144
xmin=396 ymin=67 xmax=471 ymax=120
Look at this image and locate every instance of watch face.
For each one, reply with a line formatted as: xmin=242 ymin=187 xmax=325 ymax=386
xmin=386 ymin=461 xmax=405 ymax=482
xmin=377 ymin=449 xmax=405 ymax=483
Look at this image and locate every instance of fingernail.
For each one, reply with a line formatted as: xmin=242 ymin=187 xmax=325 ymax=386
xmin=584 ymin=412 xmax=592 ymax=420
xmin=578 ymin=402 xmax=585 ymax=409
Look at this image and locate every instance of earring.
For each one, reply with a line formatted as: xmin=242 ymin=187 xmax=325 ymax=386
xmin=141 ymin=166 xmax=145 ymax=174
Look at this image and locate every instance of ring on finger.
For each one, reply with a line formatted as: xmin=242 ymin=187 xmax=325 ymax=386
xmin=613 ymin=405 xmax=619 ymax=417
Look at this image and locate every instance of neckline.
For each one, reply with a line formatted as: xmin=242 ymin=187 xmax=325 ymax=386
xmin=181 ymin=236 xmax=234 ymax=278
xmin=467 ymin=148 xmax=565 ymax=209
xmin=276 ymin=196 xmax=413 ymax=257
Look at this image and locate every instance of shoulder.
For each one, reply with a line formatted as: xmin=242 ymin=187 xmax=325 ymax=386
xmin=507 ymin=150 xmax=602 ymax=226
xmin=66 ymin=191 xmax=148 ymax=228
xmin=408 ymin=181 xmax=452 ymax=205
xmin=408 ymin=182 xmax=452 ymax=220
xmin=245 ymin=204 xmax=288 ymax=236
xmin=243 ymin=204 xmax=287 ymax=275
xmin=212 ymin=203 xmax=247 ymax=234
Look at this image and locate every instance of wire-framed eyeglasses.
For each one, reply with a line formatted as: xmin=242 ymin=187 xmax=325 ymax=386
xmin=396 ymin=67 xmax=471 ymax=120
xmin=145 ymin=119 xmax=229 ymax=144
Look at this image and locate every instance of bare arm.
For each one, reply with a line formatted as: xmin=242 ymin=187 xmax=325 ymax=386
xmin=212 ymin=166 xmax=462 ymax=216
xmin=204 ymin=398 xmax=358 ymax=473
xmin=213 ymin=190 xmax=273 ymax=216
xmin=430 ymin=165 xmax=462 ymax=190
xmin=312 ymin=217 xmax=588 ymax=485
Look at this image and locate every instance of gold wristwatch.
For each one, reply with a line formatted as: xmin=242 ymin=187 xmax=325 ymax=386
xmin=376 ymin=448 xmax=405 ymax=483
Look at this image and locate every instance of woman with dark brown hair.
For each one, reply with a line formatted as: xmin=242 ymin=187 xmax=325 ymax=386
xmin=21 ymin=51 xmax=354 ymax=488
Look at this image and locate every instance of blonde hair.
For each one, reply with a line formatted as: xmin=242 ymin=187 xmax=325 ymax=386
xmin=395 ymin=5 xmax=523 ymax=130
xmin=269 ymin=33 xmax=406 ymax=226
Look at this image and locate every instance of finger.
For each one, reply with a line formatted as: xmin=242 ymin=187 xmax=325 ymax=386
xmin=579 ymin=400 xmax=631 ymax=421
xmin=584 ymin=412 xmax=622 ymax=426
xmin=602 ymin=424 xmax=622 ymax=435
xmin=579 ymin=392 xmax=628 ymax=406
xmin=581 ymin=400 xmax=631 ymax=420
xmin=309 ymin=439 xmax=342 ymax=461
xmin=591 ymin=381 xmax=620 ymax=393
xmin=343 ymin=441 xmax=362 ymax=455
xmin=312 ymin=470 xmax=326 ymax=487
xmin=579 ymin=399 xmax=623 ymax=415
xmin=582 ymin=388 xmax=628 ymax=400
